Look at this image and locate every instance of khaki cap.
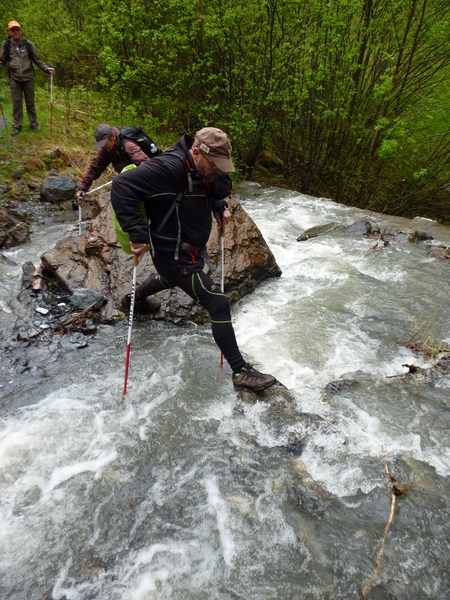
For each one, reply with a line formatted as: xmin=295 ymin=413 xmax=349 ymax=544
xmin=194 ymin=127 xmax=235 ymax=173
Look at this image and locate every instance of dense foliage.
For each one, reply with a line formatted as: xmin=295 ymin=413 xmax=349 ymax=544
xmin=4 ymin=0 xmax=450 ymax=221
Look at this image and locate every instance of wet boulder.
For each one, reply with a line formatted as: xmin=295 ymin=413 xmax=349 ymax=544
xmin=297 ymin=220 xmax=379 ymax=242
xmin=297 ymin=223 xmax=340 ymax=241
xmin=40 ymin=176 xmax=77 ymax=204
xmin=70 ymin=288 xmax=108 ymax=310
xmin=343 ymin=220 xmax=377 ymax=235
xmin=40 ymin=194 xmax=282 ymax=323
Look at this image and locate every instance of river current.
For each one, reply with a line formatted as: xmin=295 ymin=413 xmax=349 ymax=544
xmin=1 ymin=183 xmax=449 ymax=599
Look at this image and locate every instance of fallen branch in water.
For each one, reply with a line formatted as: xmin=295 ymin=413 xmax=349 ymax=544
xmin=361 ymin=447 xmax=410 ymax=598
xmin=365 ymin=234 xmax=390 ymax=255
xmin=52 ymin=303 xmax=97 ymax=334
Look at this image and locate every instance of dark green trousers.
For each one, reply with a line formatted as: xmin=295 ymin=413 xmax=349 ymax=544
xmin=10 ymin=78 xmax=38 ymax=130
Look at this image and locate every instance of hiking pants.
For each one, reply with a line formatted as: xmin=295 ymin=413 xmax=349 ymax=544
xmin=10 ymin=78 xmax=38 ymax=130
xmin=137 ymin=270 xmax=246 ymax=373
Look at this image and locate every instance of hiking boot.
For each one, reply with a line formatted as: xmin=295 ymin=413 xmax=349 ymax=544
xmin=11 ymin=128 xmax=21 ymax=136
xmin=30 ymin=124 xmax=40 ymax=131
xmin=121 ymin=293 xmax=161 ymax=314
xmin=233 ymin=364 xmax=276 ymax=392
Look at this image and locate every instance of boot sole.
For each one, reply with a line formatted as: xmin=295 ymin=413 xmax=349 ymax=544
xmin=233 ymin=377 xmax=276 ymax=392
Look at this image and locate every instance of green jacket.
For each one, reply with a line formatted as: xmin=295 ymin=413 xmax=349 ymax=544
xmin=0 ymin=36 xmax=51 ymax=81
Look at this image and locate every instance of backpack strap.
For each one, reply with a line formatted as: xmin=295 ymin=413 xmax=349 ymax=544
xmin=154 ymin=155 xmax=198 ymax=260
xmin=3 ymin=38 xmax=33 ymax=62
xmin=117 ymin=134 xmax=128 ymax=162
xmin=23 ymin=39 xmax=33 ymax=60
xmin=156 ymin=190 xmax=183 ymax=259
xmin=3 ymin=38 xmax=12 ymax=63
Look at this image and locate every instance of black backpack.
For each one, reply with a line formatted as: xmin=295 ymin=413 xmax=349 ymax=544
xmin=118 ymin=126 xmax=162 ymax=160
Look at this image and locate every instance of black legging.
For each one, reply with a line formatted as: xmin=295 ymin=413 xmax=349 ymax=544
xmin=139 ymin=266 xmax=246 ymax=373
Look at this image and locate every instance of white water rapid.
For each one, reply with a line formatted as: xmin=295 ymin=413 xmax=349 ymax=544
xmin=1 ymin=183 xmax=449 ymax=599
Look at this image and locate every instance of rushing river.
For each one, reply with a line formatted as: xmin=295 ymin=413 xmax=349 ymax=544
xmin=1 ymin=184 xmax=449 ymax=600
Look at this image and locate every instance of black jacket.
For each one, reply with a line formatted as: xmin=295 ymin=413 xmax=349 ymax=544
xmin=111 ymin=135 xmax=230 ymax=253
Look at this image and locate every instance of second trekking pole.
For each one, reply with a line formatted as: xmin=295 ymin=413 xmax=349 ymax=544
xmin=0 ymin=99 xmax=7 ymax=133
xmin=220 ymin=232 xmax=225 ymax=368
xmin=77 ymin=181 xmax=114 ymax=236
xmin=49 ymin=69 xmax=54 ymax=134
xmin=121 ymin=254 xmax=139 ymax=401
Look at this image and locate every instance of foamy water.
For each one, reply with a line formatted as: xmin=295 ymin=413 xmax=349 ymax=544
xmin=1 ymin=184 xmax=449 ymax=599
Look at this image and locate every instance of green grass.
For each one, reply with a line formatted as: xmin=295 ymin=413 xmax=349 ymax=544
xmin=0 ymin=82 xmax=176 ymax=202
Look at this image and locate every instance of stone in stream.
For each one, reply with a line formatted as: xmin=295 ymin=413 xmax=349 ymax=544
xmin=235 ymin=379 xmax=326 ymax=453
xmin=227 ymin=380 xmax=331 ymax=521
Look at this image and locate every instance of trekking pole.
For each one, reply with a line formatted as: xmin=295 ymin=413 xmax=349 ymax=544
xmin=49 ymin=68 xmax=54 ymax=134
xmin=0 ymin=101 xmax=7 ymax=133
xmin=220 ymin=232 xmax=225 ymax=368
xmin=73 ymin=192 xmax=83 ymax=236
xmin=86 ymin=180 xmax=114 ymax=195
xmin=76 ymin=181 xmax=114 ymax=236
xmin=122 ymin=254 xmax=139 ymax=401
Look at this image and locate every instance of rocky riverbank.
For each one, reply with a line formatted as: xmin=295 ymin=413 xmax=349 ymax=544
xmin=0 ymin=180 xmax=283 ymax=400
xmin=2 ymin=174 xmax=450 ymax=408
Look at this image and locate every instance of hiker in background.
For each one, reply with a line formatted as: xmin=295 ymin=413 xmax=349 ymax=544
xmin=0 ymin=20 xmax=55 ymax=135
xmin=111 ymin=127 xmax=277 ymax=392
xmin=76 ymin=124 xmax=161 ymax=204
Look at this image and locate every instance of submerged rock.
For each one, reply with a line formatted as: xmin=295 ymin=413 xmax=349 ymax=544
xmin=295 ymin=216 xmax=450 ymax=265
xmin=235 ymin=380 xmax=326 ymax=452
xmin=297 ymin=220 xmax=380 ymax=242
xmin=70 ymin=288 xmax=108 ymax=310
xmin=236 ymin=379 xmax=297 ymax=406
xmin=297 ymin=223 xmax=340 ymax=241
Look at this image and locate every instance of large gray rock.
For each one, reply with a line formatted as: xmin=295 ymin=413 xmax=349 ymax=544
xmin=40 ymin=176 xmax=77 ymax=203
xmin=70 ymin=288 xmax=108 ymax=310
xmin=40 ymin=193 xmax=282 ymax=323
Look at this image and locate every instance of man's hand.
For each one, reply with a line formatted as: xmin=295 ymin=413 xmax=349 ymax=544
xmin=48 ymin=67 xmax=55 ymax=74
xmin=76 ymin=190 xmax=85 ymax=203
xmin=130 ymin=242 xmax=150 ymax=263
xmin=214 ymin=208 xmax=231 ymax=231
